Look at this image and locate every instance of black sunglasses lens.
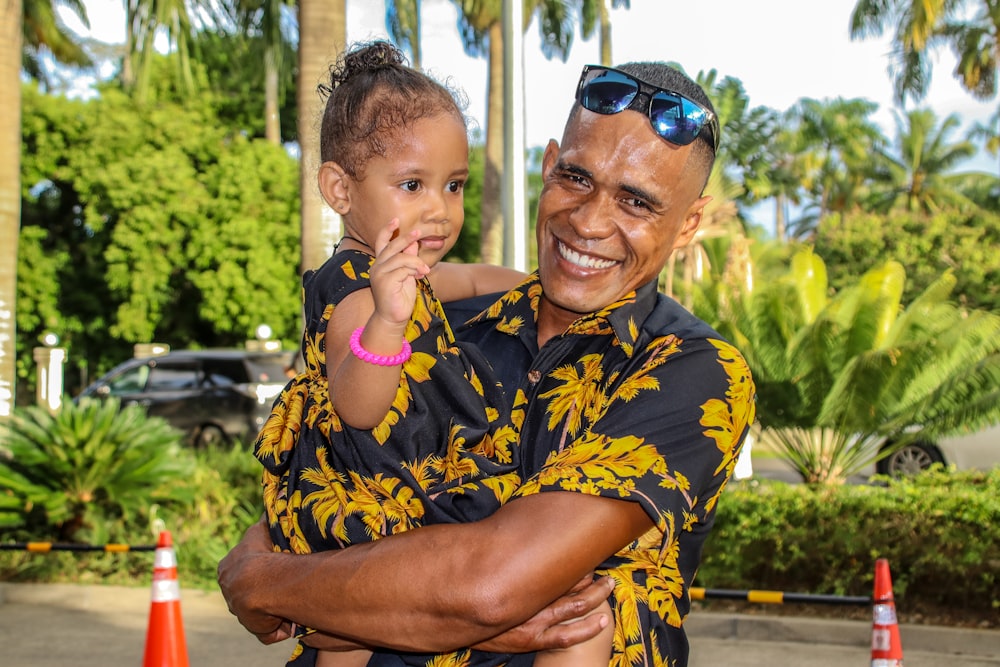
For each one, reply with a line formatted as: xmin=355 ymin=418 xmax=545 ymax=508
xmin=580 ymin=70 xmax=638 ymax=114
xmin=649 ymin=91 xmax=708 ymax=146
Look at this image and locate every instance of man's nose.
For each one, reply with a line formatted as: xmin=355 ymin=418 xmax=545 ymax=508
xmin=567 ymin=192 xmax=616 ymax=238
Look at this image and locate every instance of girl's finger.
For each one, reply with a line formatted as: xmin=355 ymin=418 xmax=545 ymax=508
xmin=373 ymin=218 xmax=401 ymax=256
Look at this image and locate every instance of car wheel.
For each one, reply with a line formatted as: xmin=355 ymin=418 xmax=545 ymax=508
xmin=877 ymin=441 xmax=945 ymax=477
xmin=193 ymin=424 xmax=228 ymax=449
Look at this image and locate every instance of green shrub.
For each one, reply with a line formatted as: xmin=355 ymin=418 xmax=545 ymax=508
xmin=700 ymin=468 xmax=1000 ymax=614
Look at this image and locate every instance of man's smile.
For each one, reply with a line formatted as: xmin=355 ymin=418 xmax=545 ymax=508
xmin=556 ymin=240 xmax=618 ymax=270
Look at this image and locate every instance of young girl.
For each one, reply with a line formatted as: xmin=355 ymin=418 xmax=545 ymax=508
xmin=253 ymin=41 xmax=613 ymax=667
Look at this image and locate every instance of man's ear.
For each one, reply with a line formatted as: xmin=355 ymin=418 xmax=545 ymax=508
xmin=318 ymin=161 xmax=351 ymax=215
xmin=540 ymin=139 xmax=560 ymax=179
xmin=673 ymin=195 xmax=713 ymax=250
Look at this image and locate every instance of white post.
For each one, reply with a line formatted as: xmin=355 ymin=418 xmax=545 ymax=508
xmin=501 ymin=0 xmax=528 ymax=272
xmin=33 ymin=346 xmax=66 ymax=413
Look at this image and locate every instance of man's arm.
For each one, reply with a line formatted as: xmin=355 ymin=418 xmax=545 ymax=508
xmin=218 ymin=490 xmax=651 ymax=653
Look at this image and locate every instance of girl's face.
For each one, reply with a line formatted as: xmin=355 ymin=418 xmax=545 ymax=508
xmin=341 ymin=112 xmax=469 ymax=269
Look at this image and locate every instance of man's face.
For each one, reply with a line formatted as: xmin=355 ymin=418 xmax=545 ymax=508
xmin=535 ymin=107 xmax=711 ymax=327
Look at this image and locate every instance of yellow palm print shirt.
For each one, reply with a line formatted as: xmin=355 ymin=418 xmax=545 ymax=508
xmin=452 ymin=274 xmax=757 ymax=667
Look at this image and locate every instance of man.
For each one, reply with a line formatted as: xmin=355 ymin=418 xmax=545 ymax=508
xmin=218 ymin=60 xmax=756 ymax=666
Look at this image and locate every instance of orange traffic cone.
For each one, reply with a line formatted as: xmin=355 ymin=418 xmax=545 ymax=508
xmin=142 ymin=530 xmax=190 ymax=667
xmin=871 ymin=558 xmax=903 ymax=667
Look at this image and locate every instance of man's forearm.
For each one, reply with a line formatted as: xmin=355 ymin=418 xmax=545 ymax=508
xmin=225 ymin=493 xmax=650 ymax=652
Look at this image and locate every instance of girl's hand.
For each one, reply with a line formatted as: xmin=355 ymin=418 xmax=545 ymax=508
xmin=368 ymin=219 xmax=430 ymax=328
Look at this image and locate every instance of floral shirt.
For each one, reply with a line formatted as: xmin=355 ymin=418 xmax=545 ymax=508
xmin=446 ymin=274 xmax=757 ymax=667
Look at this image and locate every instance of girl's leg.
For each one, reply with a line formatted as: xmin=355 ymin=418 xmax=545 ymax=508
xmin=314 ymin=648 xmax=373 ymax=667
xmin=532 ymin=600 xmax=614 ymax=667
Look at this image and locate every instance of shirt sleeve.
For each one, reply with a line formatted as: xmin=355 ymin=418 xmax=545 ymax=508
xmin=514 ymin=334 xmax=756 ymax=539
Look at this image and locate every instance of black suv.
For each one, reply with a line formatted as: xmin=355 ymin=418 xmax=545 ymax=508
xmin=77 ymin=349 xmax=290 ymax=447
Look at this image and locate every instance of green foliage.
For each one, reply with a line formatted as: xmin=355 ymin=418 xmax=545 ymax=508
xmin=192 ymin=30 xmax=299 ymax=143
xmin=0 ymin=438 xmax=263 ymax=589
xmin=707 ymin=247 xmax=1000 ymax=483
xmin=816 ymin=208 xmax=1000 ymax=312
xmin=18 ymin=82 xmax=302 ymax=394
xmin=0 ymin=398 xmax=193 ymax=542
xmin=701 ymin=470 xmax=1000 ymax=614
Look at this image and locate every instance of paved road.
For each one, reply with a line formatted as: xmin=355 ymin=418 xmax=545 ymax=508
xmin=1 ymin=583 xmax=998 ymax=666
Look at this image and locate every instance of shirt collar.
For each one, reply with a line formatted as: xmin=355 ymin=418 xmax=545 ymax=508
xmin=468 ymin=273 xmax=660 ymax=358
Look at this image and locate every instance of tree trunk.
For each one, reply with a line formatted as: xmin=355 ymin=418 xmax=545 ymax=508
xmin=298 ymin=0 xmax=346 ymax=275
xmin=0 ymin=0 xmax=23 ymax=418
xmin=479 ymin=21 xmax=504 ymax=266
xmin=264 ymin=45 xmax=281 ymax=145
xmin=775 ymin=193 xmax=786 ymax=242
xmin=599 ymin=0 xmax=612 ymax=66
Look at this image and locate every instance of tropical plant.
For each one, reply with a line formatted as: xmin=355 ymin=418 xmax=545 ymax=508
xmin=866 ymin=108 xmax=979 ymax=213
xmin=386 ymin=0 xmax=422 ymax=69
xmin=849 ymin=0 xmax=999 ymax=105
xmin=710 ymin=248 xmax=1000 ymax=484
xmin=787 ymin=97 xmax=887 ymax=236
xmin=21 ymin=0 xmax=93 ymax=87
xmin=227 ymin=0 xmax=296 ymax=145
xmin=0 ymin=397 xmax=194 ymax=542
xmin=574 ymin=0 xmax=630 ymax=66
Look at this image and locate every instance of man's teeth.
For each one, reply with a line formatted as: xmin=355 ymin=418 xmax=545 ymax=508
xmin=558 ymin=242 xmax=616 ymax=269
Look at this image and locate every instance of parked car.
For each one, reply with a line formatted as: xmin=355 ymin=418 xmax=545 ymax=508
xmin=877 ymin=422 xmax=1000 ymax=477
xmin=77 ymin=349 xmax=290 ymax=447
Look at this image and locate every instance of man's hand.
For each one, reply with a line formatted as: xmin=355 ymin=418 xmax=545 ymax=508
xmin=217 ymin=517 xmax=290 ymax=644
xmin=472 ymin=575 xmax=615 ymax=653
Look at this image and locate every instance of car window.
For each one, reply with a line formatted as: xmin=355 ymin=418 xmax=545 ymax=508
xmin=147 ymin=363 xmax=200 ymax=390
xmin=105 ymin=365 xmax=150 ymax=394
xmin=202 ymin=359 xmax=250 ymax=385
xmin=245 ymin=356 xmax=289 ymax=384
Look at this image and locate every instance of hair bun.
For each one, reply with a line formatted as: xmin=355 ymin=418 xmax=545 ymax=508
xmin=330 ymin=40 xmax=407 ymax=89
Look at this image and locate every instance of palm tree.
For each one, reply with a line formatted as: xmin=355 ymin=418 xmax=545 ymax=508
xmin=21 ymin=0 xmax=93 ymax=87
xmin=872 ymin=108 xmax=978 ymax=213
xmin=297 ymin=0 xmax=346 ymax=274
xmin=1 ymin=0 xmax=23 ymax=420
xmin=386 ymin=0 xmax=422 ymax=69
xmin=849 ymin=0 xmax=999 ymax=105
xmin=230 ymin=0 xmax=293 ymax=145
xmin=788 ymin=97 xmax=886 ymax=237
xmin=451 ymin=0 xmax=576 ymax=264
xmin=575 ymin=0 xmax=629 ymax=65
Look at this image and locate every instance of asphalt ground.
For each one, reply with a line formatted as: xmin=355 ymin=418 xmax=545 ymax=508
xmin=1 ymin=582 xmax=998 ymax=667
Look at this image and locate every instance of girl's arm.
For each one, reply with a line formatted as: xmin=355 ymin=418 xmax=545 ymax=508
xmin=427 ymin=262 xmax=527 ymax=303
xmin=328 ymin=224 xmax=428 ymax=430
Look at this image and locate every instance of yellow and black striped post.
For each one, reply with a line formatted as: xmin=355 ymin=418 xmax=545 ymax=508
xmin=691 ymin=587 xmax=870 ymax=606
xmin=0 ymin=542 xmax=156 ymax=553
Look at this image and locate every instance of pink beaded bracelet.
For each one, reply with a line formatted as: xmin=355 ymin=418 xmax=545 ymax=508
xmin=349 ymin=327 xmax=412 ymax=366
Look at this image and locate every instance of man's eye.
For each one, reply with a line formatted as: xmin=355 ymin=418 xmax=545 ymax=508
xmin=623 ymin=197 xmax=651 ymax=211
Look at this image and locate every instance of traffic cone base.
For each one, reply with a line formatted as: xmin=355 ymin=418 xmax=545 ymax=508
xmin=143 ymin=530 xmax=190 ymax=667
xmin=870 ymin=558 xmax=903 ymax=667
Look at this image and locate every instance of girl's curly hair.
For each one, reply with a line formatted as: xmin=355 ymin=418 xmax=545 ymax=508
xmin=318 ymin=40 xmax=469 ymax=179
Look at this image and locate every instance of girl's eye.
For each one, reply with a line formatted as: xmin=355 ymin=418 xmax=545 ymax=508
xmin=402 ymin=180 xmax=420 ymax=192
xmin=447 ymin=180 xmax=465 ymax=193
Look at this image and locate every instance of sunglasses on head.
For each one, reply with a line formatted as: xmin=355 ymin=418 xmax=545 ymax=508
xmin=575 ymin=65 xmax=719 ymax=153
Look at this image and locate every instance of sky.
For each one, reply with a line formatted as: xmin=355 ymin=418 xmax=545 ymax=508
xmin=67 ymin=0 xmax=998 ymax=169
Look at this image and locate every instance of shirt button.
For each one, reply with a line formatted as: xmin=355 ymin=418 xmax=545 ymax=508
xmin=527 ymin=370 xmax=542 ymax=385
